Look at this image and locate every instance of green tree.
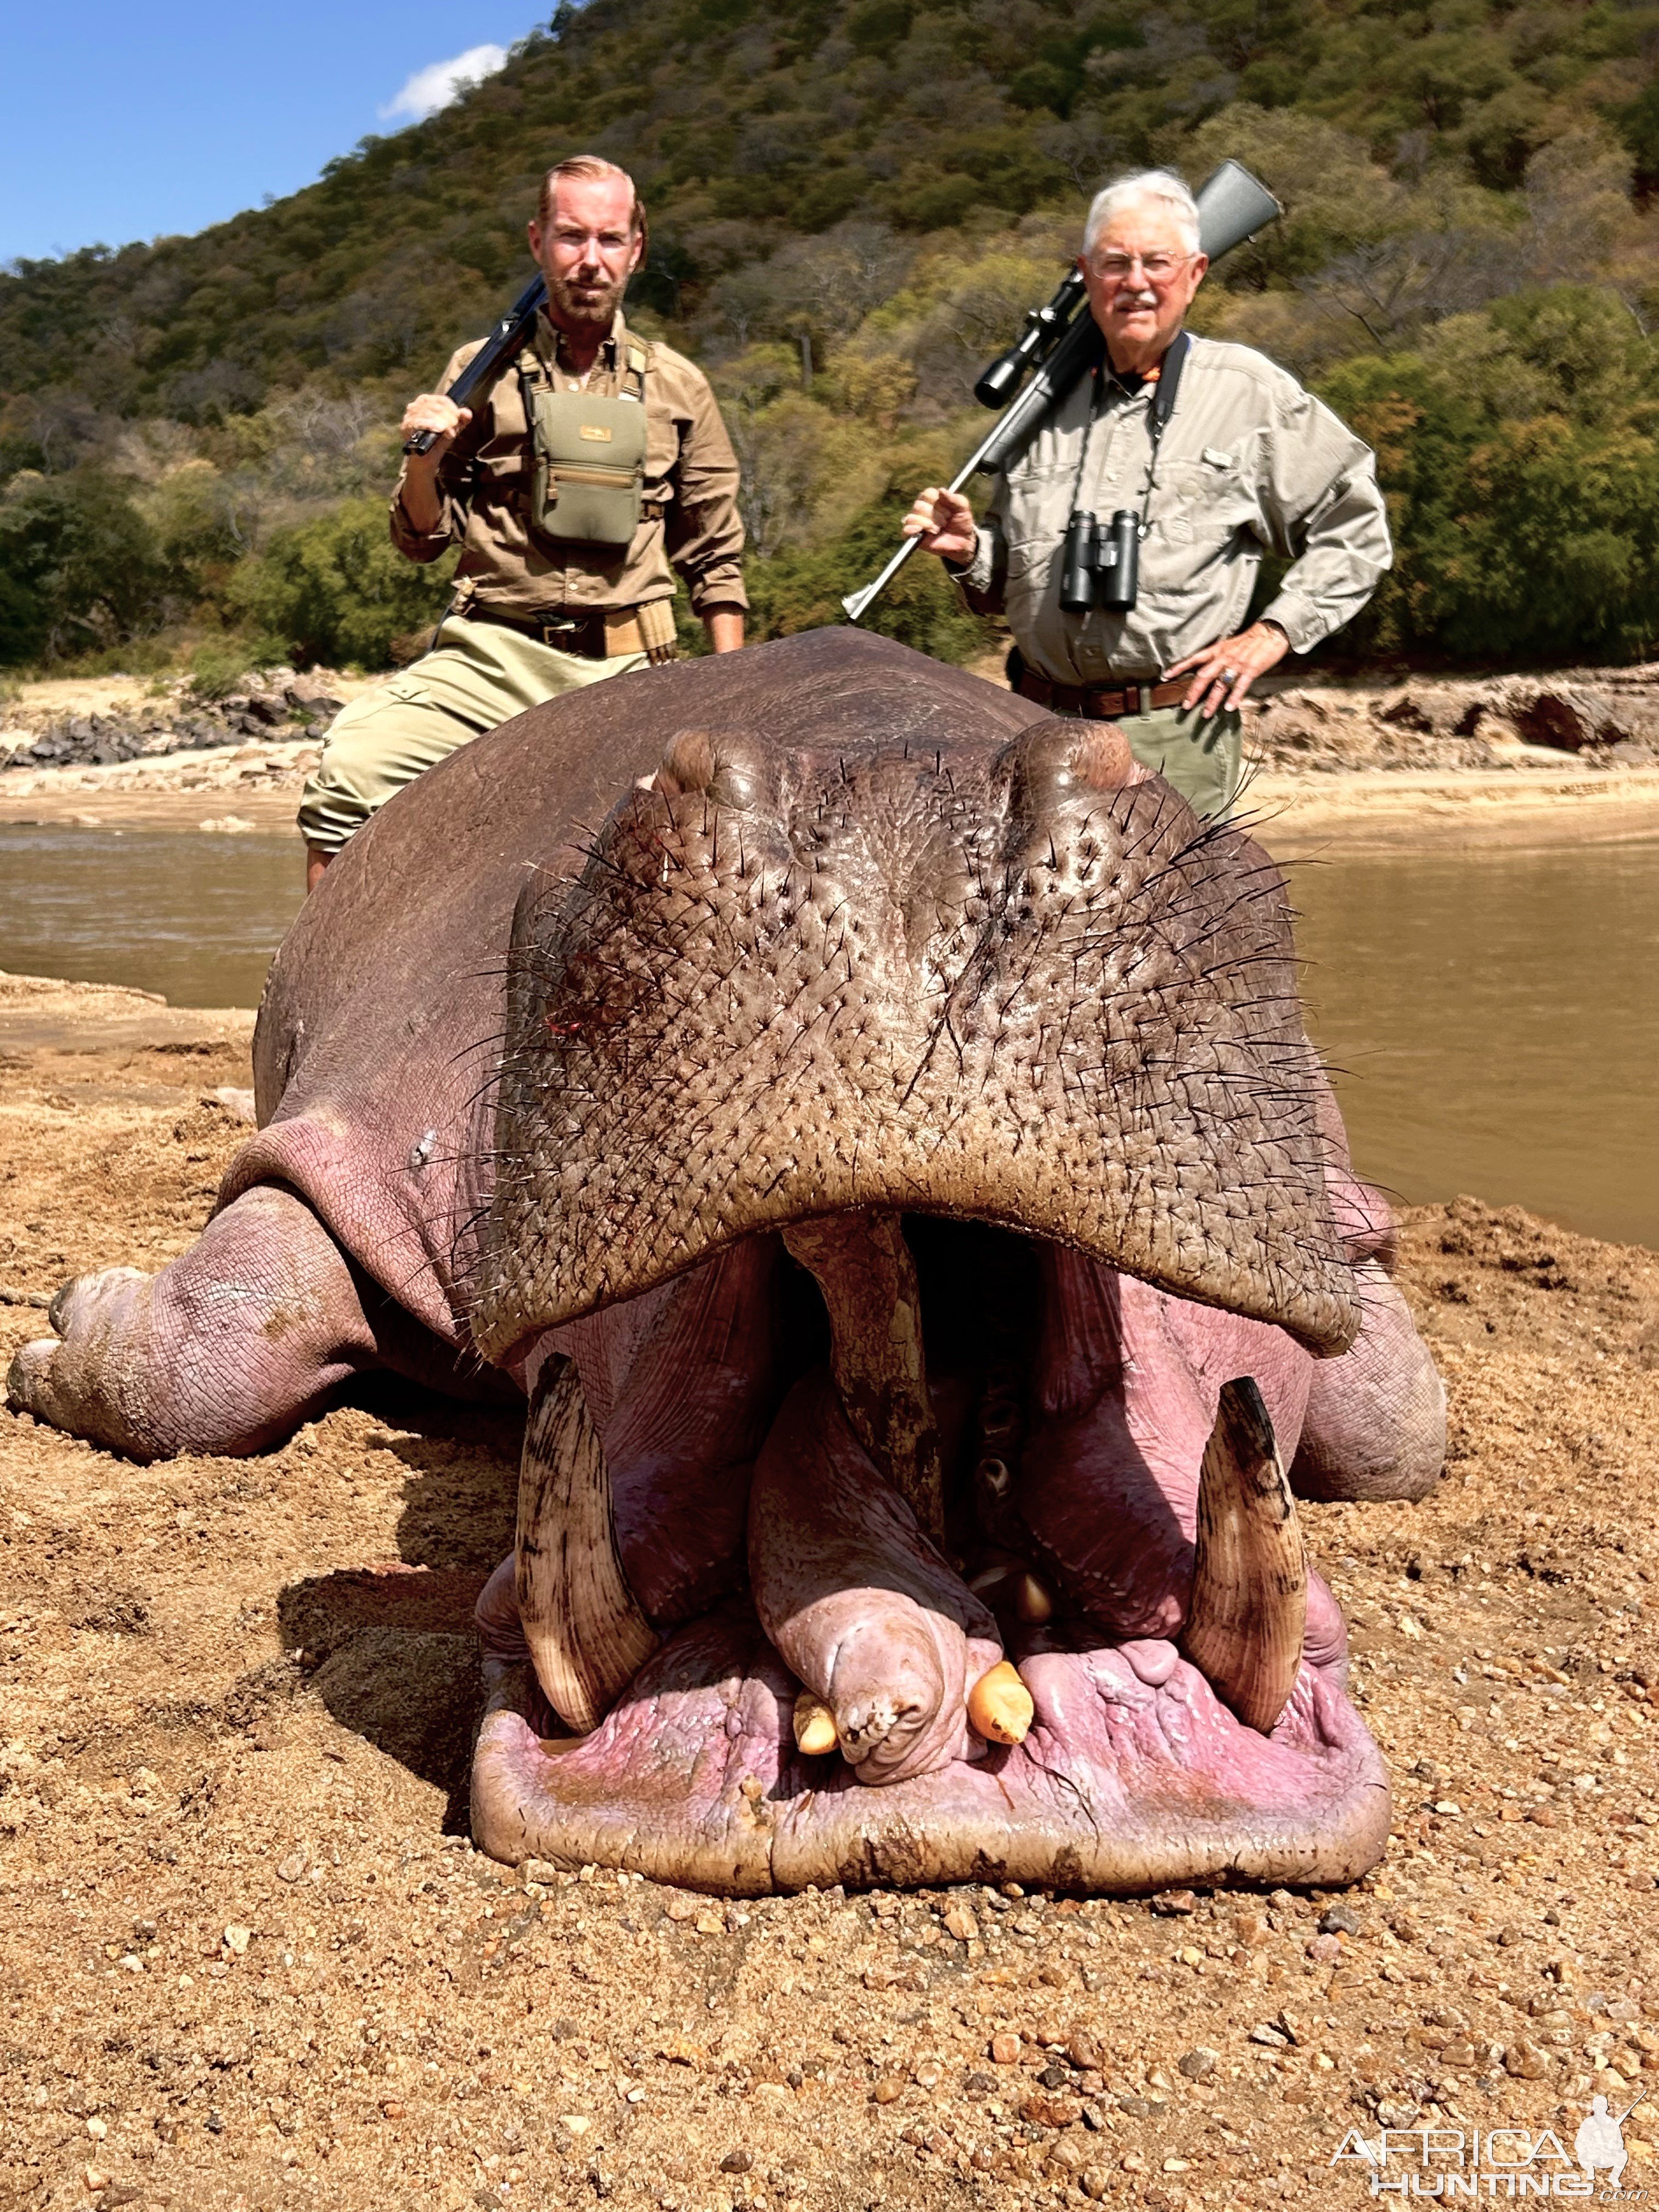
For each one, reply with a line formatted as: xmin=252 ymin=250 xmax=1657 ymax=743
xmin=232 ymin=498 xmax=456 ymax=668
xmin=0 ymin=469 xmax=164 ymax=666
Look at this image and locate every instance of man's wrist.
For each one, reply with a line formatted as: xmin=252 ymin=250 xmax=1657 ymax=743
xmin=1257 ymin=617 xmax=1290 ymax=642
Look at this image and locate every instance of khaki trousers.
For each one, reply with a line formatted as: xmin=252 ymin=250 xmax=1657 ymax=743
xmin=297 ymin=612 xmax=649 ymax=854
xmin=1048 ymin=700 xmax=1243 ymax=823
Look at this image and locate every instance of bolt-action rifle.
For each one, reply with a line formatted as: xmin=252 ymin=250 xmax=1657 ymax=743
xmin=402 ymin=273 xmax=549 ymax=456
xmin=840 ymin=160 xmax=1283 ymax=624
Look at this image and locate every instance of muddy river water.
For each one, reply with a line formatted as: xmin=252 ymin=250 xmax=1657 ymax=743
xmin=2 ymin=822 xmax=1655 ymax=1250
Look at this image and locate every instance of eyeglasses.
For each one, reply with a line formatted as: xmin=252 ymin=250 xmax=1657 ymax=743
xmin=1090 ymin=252 xmax=1193 ymax=284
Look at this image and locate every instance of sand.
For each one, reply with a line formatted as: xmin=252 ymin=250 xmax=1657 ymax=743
xmin=1 ymin=975 xmax=1656 ymax=2210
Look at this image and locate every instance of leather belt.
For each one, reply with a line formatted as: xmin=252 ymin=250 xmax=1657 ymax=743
xmin=466 ymin=602 xmax=670 ymax=662
xmin=1014 ymin=668 xmax=1189 ymax=719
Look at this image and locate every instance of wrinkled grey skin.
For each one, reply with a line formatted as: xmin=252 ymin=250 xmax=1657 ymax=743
xmin=8 ymin=630 xmax=1444 ymax=1894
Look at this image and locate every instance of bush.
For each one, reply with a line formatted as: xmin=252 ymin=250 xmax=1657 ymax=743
xmin=746 ymin=492 xmax=997 ymax=663
xmin=232 ymin=497 xmax=456 ymax=669
xmin=0 ymin=469 xmax=166 ymax=667
xmin=188 ymin=636 xmax=286 ymax=699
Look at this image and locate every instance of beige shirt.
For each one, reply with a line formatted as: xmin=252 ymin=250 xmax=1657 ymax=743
xmin=390 ymin=308 xmax=747 ymax=617
xmin=955 ymin=334 xmax=1389 ymax=682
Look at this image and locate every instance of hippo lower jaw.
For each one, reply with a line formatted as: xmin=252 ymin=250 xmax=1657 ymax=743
xmin=466 ymin=1210 xmax=1401 ymax=1896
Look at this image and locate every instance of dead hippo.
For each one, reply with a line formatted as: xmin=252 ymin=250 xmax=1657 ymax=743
xmin=7 ymin=629 xmax=1444 ymax=1894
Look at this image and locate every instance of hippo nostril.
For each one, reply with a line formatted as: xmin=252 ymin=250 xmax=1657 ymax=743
xmin=1003 ymin=717 xmax=1135 ymax=826
xmin=656 ymin=727 xmax=774 ymax=811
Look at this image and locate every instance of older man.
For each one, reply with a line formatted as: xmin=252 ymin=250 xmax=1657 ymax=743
xmin=904 ymin=168 xmax=1390 ymax=821
xmin=298 ymin=155 xmax=746 ymax=888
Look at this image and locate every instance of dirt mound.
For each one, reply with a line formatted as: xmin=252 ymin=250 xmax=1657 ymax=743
xmin=1 ymin=1020 xmax=1656 ymax=2208
xmin=1246 ymin=667 xmax=1659 ymax=777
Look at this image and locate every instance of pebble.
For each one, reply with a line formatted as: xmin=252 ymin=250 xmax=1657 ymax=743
xmin=1318 ymin=1904 xmax=1362 ymax=1937
xmin=720 ymin=2149 xmax=753 ymax=2174
xmin=990 ymin=2033 xmax=1022 ymax=2065
xmin=1504 ymin=2040 xmax=1551 ymax=2079
xmin=1177 ymin=2047 xmax=1218 ymax=2081
xmin=872 ymin=2079 xmax=901 ymax=2105
xmin=223 ymin=1923 xmax=252 ymax=1955
xmin=276 ymin=1850 xmax=307 ymax=1882
xmin=1249 ymin=2022 xmax=1290 ymax=2048
xmin=1308 ymin=1934 xmax=1344 ymax=1963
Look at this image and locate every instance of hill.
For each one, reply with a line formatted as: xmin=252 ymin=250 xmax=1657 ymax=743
xmin=7 ymin=0 xmax=1659 ymax=674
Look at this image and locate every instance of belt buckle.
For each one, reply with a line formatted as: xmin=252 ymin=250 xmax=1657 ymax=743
xmin=1138 ymin=684 xmax=1153 ymax=715
xmin=541 ymin=615 xmax=584 ymax=647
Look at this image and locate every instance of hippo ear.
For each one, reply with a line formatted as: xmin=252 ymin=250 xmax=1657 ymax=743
xmin=654 ymin=727 xmax=780 ymax=812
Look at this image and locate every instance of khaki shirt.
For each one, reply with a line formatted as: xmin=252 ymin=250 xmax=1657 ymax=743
xmin=390 ymin=308 xmax=747 ymax=618
xmin=955 ymin=335 xmax=1389 ymax=682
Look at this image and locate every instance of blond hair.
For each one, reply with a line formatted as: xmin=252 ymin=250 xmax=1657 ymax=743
xmin=537 ymin=155 xmax=647 ymax=250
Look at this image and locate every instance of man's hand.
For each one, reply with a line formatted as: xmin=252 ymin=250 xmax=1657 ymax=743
xmin=1166 ymin=620 xmax=1289 ymax=718
xmin=900 ymin=486 xmax=978 ymax=567
xmin=399 ymin=393 xmax=472 ymax=465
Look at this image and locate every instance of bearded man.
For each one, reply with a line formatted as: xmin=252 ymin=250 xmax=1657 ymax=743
xmin=298 ymin=155 xmax=746 ymax=888
xmin=902 ymin=168 xmax=1389 ymax=822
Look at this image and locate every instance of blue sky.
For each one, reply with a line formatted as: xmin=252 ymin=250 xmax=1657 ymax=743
xmin=1 ymin=5 xmax=546 ymax=266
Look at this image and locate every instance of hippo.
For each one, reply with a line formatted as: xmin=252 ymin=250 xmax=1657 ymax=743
xmin=7 ymin=629 xmax=1444 ymax=1894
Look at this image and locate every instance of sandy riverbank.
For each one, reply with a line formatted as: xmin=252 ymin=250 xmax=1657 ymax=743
xmin=7 ymin=658 xmax=1659 ymax=853
xmin=1 ymin=977 xmax=1657 ymax=2209
xmin=5 ymin=750 xmax=1658 ymax=856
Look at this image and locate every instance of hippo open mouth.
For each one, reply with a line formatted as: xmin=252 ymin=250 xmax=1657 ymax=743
xmin=466 ymin=714 xmax=1443 ymax=1893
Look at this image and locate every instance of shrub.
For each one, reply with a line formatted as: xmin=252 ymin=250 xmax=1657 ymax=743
xmin=232 ymin=496 xmax=456 ymax=669
xmin=0 ymin=469 xmax=166 ymax=667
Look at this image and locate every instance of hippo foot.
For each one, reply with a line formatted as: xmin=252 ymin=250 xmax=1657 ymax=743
xmin=471 ymin=1599 xmax=1389 ymax=1894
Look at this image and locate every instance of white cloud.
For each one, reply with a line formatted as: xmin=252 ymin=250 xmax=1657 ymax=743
xmin=380 ymin=43 xmax=509 ymax=125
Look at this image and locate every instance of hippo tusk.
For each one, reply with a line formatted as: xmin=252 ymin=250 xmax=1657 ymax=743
xmin=1180 ymin=1376 xmax=1307 ymax=1735
xmin=967 ymin=1658 xmax=1034 ymax=1747
xmin=792 ymin=1690 xmax=839 ymax=1757
xmin=781 ymin=1211 xmax=946 ymax=1539
xmin=515 ymin=1356 xmax=658 ymax=1735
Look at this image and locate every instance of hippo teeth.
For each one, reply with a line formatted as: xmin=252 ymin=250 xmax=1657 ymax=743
xmin=1178 ymin=1375 xmax=1308 ymax=1734
xmin=781 ymin=1210 xmax=946 ymax=1538
xmin=515 ymin=1356 xmax=658 ymax=1734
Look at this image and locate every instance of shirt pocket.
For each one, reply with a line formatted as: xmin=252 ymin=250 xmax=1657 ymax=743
xmin=1156 ymin=452 xmax=1257 ymax=548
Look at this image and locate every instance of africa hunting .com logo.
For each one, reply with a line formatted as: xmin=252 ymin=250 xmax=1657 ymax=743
xmin=1331 ymin=2091 xmax=1648 ymax=2197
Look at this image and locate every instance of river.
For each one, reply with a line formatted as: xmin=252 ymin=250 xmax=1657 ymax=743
xmin=2 ymin=822 xmax=1655 ymax=1251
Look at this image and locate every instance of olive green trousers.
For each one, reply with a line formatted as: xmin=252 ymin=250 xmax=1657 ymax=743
xmin=297 ymin=613 xmax=648 ymax=854
xmin=1052 ymin=701 xmax=1243 ymax=823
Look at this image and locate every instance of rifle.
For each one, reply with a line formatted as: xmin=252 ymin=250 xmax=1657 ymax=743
xmin=841 ymin=160 xmax=1283 ymax=624
xmin=402 ymin=273 xmax=549 ymax=456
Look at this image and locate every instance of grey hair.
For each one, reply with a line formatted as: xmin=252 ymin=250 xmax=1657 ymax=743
xmin=1082 ymin=170 xmax=1201 ymax=259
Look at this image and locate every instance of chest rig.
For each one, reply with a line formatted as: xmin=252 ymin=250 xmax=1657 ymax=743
xmin=518 ymin=337 xmax=650 ymax=548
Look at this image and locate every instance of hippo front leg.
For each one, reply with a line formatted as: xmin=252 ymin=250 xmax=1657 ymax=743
xmin=7 ymin=1183 xmax=386 ymax=1460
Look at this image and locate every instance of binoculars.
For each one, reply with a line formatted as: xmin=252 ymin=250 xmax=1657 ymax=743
xmin=1060 ymin=508 xmax=1140 ymax=614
